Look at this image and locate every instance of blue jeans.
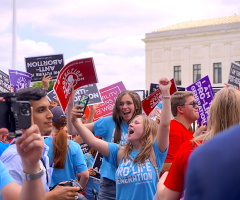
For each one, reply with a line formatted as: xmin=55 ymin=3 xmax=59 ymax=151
xmin=97 ymin=177 xmax=116 ymax=200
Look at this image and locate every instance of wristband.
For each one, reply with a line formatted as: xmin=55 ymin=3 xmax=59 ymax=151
xmin=162 ymin=96 xmax=171 ymax=99
xmin=22 ymin=167 xmax=44 ymax=181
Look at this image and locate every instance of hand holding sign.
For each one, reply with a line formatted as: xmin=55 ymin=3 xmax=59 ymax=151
xmin=54 ymin=57 xmax=98 ymax=111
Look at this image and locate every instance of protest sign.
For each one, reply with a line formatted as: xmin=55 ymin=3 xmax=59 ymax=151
xmin=228 ymin=62 xmax=240 ymax=89
xmin=91 ymin=152 xmax=103 ymax=180
xmin=54 ymin=57 xmax=98 ymax=112
xmin=149 ymin=83 xmax=159 ymax=95
xmin=0 ymin=70 xmax=11 ymax=92
xmin=74 ymin=84 xmax=102 ymax=105
xmin=80 ymin=142 xmax=91 ymax=154
xmin=47 ymin=88 xmax=92 ymax=119
xmin=93 ymin=81 xmax=126 ymax=121
xmin=142 ymin=79 xmax=177 ymax=116
xmin=8 ymin=69 xmax=32 ymax=92
xmin=186 ymin=75 xmax=214 ymax=125
xmin=47 ymin=90 xmax=57 ymax=102
xmin=25 ymin=54 xmax=64 ymax=82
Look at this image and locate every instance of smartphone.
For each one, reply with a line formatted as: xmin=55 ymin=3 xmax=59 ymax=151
xmin=0 ymin=93 xmax=31 ymax=137
xmin=78 ymin=94 xmax=89 ymax=113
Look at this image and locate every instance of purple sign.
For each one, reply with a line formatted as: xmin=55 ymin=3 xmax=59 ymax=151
xmin=9 ymin=69 xmax=32 ymax=92
xmin=186 ymin=76 xmax=215 ymax=125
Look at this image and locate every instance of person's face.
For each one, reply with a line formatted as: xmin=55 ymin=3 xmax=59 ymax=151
xmin=181 ymin=96 xmax=199 ymax=122
xmin=30 ymin=96 xmax=53 ymax=136
xmin=119 ymin=94 xmax=136 ymax=123
xmin=127 ymin=115 xmax=144 ymax=145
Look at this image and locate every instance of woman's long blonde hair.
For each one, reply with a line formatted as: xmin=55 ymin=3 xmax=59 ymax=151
xmin=193 ymin=87 xmax=240 ymax=143
xmin=121 ymin=115 xmax=158 ymax=164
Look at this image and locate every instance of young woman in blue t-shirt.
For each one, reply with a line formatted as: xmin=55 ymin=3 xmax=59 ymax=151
xmin=70 ymin=78 xmax=171 ymax=200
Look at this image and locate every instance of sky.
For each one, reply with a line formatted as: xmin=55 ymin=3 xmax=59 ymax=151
xmin=0 ymin=0 xmax=239 ymax=91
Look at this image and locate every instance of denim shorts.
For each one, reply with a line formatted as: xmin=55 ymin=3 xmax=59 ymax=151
xmin=97 ymin=177 xmax=116 ymax=200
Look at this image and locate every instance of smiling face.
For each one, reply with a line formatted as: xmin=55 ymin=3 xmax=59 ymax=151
xmin=30 ymin=96 xmax=53 ymax=136
xmin=127 ymin=115 xmax=144 ymax=147
xmin=181 ymin=96 xmax=199 ymax=122
xmin=119 ymin=94 xmax=136 ymax=123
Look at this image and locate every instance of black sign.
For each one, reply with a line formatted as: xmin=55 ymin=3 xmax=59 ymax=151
xmin=80 ymin=142 xmax=91 ymax=154
xmin=25 ymin=54 xmax=64 ymax=82
xmin=228 ymin=62 xmax=240 ymax=89
xmin=149 ymin=83 xmax=159 ymax=95
xmin=47 ymin=90 xmax=57 ymax=102
xmin=0 ymin=70 xmax=11 ymax=92
xmin=91 ymin=152 xmax=103 ymax=180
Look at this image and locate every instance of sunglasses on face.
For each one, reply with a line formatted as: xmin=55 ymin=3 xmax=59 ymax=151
xmin=180 ymin=101 xmax=199 ymax=108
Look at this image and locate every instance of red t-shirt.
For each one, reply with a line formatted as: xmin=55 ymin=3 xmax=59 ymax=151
xmin=165 ymin=120 xmax=194 ymax=163
xmin=164 ymin=140 xmax=202 ymax=192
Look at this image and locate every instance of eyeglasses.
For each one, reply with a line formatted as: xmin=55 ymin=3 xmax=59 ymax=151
xmin=179 ymin=101 xmax=199 ymax=108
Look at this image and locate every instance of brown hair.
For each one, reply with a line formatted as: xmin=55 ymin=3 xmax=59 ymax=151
xmin=52 ymin=118 xmax=68 ymax=169
xmin=112 ymin=90 xmax=142 ymax=144
xmin=193 ymin=87 xmax=240 ymax=143
xmin=121 ymin=115 xmax=158 ymax=164
xmin=171 ymin=91 xmax=195 ymax=117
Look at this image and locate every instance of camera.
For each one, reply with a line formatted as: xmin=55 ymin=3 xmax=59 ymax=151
xmin=0 ymin=93 xmax=31 ymax=137
xmin=58 ymin=179 xmax=83 ymax=192
xmin=50 ymin=179 xmax=86 ymax=200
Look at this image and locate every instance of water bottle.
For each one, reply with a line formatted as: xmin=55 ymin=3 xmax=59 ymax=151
xmin=149 ymin=102 xmax=162 ymax=121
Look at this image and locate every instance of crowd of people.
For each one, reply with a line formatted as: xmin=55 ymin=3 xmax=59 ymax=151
xmin=0 ymin=74 xmax=240 ymax=200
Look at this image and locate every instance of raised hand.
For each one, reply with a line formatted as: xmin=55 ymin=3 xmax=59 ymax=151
xmin=42 ymin=74 xmax=52 ymax=90
xmin=159 ymin=78 xmax=171 ymax=96
xmin=16 ymin=124 xmax=43 ymax=173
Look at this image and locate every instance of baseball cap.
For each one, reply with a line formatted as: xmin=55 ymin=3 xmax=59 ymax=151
xmin=50 ymin=106 xmax=67 ymax=124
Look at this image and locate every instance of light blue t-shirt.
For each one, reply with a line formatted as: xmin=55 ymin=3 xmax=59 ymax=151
xmin=0 ymin=143 xmax=51 ymax=192
xmin=44 ymin=137 xmax=88 ymax=187
xmin=0 ymin=142 xmax=10 ymax=156
xmin=93 ymin=116 xmax=128 ymax=181
xmin=84 ymin=153 xmax=100 ymax=199
xmin=0 ymin=161 xmax=15 ymax=200
xmin=107 ymin=141 xmax=167 ymax=200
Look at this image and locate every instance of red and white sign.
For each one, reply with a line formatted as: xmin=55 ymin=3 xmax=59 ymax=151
xmin=54 ymin=57 xmax=98 ymax=111
xmin=142 ymin=79 xmax=177 ymax=116
xmin=93 ymin=81 xmax=126 ymax=121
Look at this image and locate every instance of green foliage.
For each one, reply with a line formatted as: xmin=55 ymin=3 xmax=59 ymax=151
xmin=31 ymin=80 xmax=56 ymax=92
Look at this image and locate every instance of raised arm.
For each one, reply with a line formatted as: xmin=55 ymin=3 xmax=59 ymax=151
xmin=157 ymin=78 xmax=171 ymax=152
xmin=67 ymin=89 xmax=94 ymax=136
xmin=42 ymin=74 xmax=52 ymax=91
xmin=71 ymin=105 xmax=109 ymax=157
xmin=16 ymin=124 xmax=45 ymax=200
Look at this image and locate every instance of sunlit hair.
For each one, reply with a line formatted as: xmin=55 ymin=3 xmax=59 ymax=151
xmin=171 ymin=91 xmax=194 ymax=117
xmin=52 ymin=117 xmax=68 ymax=169
xmin=193 ymin=87 xmax=240 ymax=143
xmin=112 ymin=90 xmax=142 ymax=144
xmin=122 ymin=115 xmax=158 ymax=164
